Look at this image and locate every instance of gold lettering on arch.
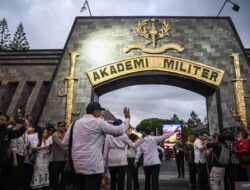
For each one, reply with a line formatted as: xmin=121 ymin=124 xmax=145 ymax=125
xmin=86 ymin=55 xmax=224 ymax=87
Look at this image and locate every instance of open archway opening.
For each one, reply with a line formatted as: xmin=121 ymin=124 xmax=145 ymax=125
xmin=90 ymin=71 xmax=222 ymax=133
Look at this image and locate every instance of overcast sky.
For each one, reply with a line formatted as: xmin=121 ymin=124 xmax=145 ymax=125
xmin=1 ymin=0 xmax=249 ymax=126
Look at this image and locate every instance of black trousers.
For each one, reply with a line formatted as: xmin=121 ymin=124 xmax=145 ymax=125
xmin=77 ymin=173 xmax=102 ymax=190
xmin=196 ymin=163 xmax=208 ymax=190
xmin=21 ymin=163 xmax=34 ymax=190
xmin=0 ymin=159 xmax=11 ymax=190
xmin=188 ymin=162 xmax=196 ymax=188
xmin=127 ymin=158 xmax=139 ymax=190
xmin=143 ymin=164 xmax=160 ymax=190
xmin=176 ymin=157 xmax=184 ymax=177
xmin=50 ymin=161 xmax=66 ymax=190
xmin=109 ymin=166 xmax=127 ymax=190
xmin=8 ymin=154 xmax=25 ymax=190
xmin=225 ymin=164 xmax=246 ymax=190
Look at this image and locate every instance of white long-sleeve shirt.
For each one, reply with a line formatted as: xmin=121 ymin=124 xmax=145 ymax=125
xmin=10 ymin=132 xmax=28 ymax=156
xmin=103 ymin=134 xmax=144 ymax=167
xmin=135 ymin=132 xmax=175 ymax=166
xmin=62 ymin=114 xmax=129 ymax=175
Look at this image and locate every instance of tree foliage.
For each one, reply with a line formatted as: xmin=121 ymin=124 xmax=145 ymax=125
xmin=187 ymin=111 xmax=201 ymax=128
xmin=0 ymin=17 xmax=11 ymax=50
xmin=10 ymin=22 xmax=29 ymax=50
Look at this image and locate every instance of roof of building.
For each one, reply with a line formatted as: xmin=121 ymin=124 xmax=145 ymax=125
xmin=101 ymin=109 xmax=116 ymax=123
xmin=0 ymin=49 xmax=62 ymax=66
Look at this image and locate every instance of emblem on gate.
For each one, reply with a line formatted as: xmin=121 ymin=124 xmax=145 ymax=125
xmin=124 ymin=18 xmax=184 ymax=54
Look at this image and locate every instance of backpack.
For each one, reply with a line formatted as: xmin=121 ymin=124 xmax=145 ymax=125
xmin=213 ymin=144 xmax=230 ymax=166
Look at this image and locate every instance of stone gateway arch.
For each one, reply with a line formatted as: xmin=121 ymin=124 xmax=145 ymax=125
xmin=38 ymin=16 xmax=250 ymax=134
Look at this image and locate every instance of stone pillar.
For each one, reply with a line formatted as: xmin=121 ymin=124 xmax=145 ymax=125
xmin=207 ymin=90 xmax=220 ymax=134
xmin=25 ymin=81 xmax=43 ymax=115
xmin=7 ymin=81 xmax=25 ymax=116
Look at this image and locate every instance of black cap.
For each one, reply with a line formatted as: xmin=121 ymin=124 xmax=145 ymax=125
xmin=142 ymin=127 xmax=154 ymax=135
xmin=196 ymin=131 xmax=204 ymax=136
xmin=113 ymin=119 xmax=122 ymax=126
xmin=86 ymin=102 xmax=105 ymax=114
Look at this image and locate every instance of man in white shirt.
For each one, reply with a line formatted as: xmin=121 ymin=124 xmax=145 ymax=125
xmin=194 ymin=131 xmax=208 ymax=190
xmin=63 ymin=102 xmax=131 ymax=190
xmin=134 ymin=127 xmax=178 ymax=190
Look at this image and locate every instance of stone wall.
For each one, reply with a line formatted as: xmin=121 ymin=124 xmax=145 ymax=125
xmin=0 ymin=50 xmax=61 ymax=124
xmin=39 ymin=17 xmax=250 ymax=132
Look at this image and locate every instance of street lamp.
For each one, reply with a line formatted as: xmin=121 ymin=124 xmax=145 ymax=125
xmin=217 ymin=0 xmax=240 ymax=16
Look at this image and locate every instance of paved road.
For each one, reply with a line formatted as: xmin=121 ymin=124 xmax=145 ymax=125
xmin=103 ymin=159 xmax=191 ymax=190
xmin=138 ymin=159 xmax=190 ymax=190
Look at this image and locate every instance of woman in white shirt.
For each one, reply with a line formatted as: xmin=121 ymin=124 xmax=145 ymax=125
xmin=103 ymin=119 xmax=145 ymax=190
xmin=30 ymin=128 xmax=51 ymax=189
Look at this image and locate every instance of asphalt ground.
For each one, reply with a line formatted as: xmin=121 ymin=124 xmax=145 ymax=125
xmin=102 ymin=159 xmax=191 ymax=190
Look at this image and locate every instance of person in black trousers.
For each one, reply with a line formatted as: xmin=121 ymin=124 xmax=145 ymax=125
xmin=185 ymin=134 xmax=197 ymax=189
xmin=174 ymin=138 xmax=185 ymax=178
xmin=0 ymin=113 xmax=26 ymax=189
xmin=51 ymin=122 xmax=67 ymax=190
xmin=126 ymin=133 xmax=140 ymax=190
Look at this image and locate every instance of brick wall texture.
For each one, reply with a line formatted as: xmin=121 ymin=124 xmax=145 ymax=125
xmin=22 ymin=17 xmax=250 ymax=132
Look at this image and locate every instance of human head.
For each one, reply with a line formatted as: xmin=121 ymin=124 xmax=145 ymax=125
xmin=216 ymin=135 xmax=225 ymax=143
xmin=237 ymin=130 xmax=247 ymax=140
xmin=57 ymin=122 xmax=66 ymax=133
xmin=38 ymin=128 xmax=48 ymax=140
xmin=86 ymin=102 xmax=105 ymax=118
xmin=27 ymin=127 xmax=35 ymax=134
xmin=37 ymin=128 xmax=48 ymax=147
xmin=196 ymin=131 xmax=205 ymax=140
xmin=26 ymin=115 xmax=32 ymax=121
xmin=143 ymin=127 xmax=155 ymax=136
xmin=0 ymin=113 xmax=9 ymax=126
xmin=9 ymin=116 xmax=16 ymax=125
xmin=189 ymin=134 xmax=196 ymax=142
xmin=129 ymin=133 xmax=139 ymax=143
xmin=46 ymin=124 xmax=55 ymax=136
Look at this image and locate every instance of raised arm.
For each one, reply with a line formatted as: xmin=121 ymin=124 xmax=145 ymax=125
xmin=123 ymin=134 xmax=145 ymax=149
xmin=154 ymin=126 xmax=179 ymax=143
xmin=154 ymin=132 xmax=175 ymax=144
xmin=9 ymin=125 xmax=26 ymax=139
xmin=100 ymin=107 xmax=130 ymax=137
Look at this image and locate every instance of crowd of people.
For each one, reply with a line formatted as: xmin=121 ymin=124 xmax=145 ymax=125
xmin=0 ymin=102 xmax=249 ymax=190
xmin=183 ymin=129 xmax=250 ymax=190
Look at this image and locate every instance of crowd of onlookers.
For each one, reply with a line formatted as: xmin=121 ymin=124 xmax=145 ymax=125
xmin=0 ymin=109 xmax=68 ymax=190
xmin=0 ymin=103 xmax=249 ymax=190
xmin=172 ymin=126 xmax=250 ymax=190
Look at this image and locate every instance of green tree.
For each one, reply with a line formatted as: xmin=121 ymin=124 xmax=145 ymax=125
xmin=136 ymin=118 xmax=168 ymax=135
xmin=187 ymin=111 xmax=201 ymax=128
xmin=10 ymin=22 xmax=29 ymax=50
xmin=0 ymin=17 xmax=11 ymax=51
